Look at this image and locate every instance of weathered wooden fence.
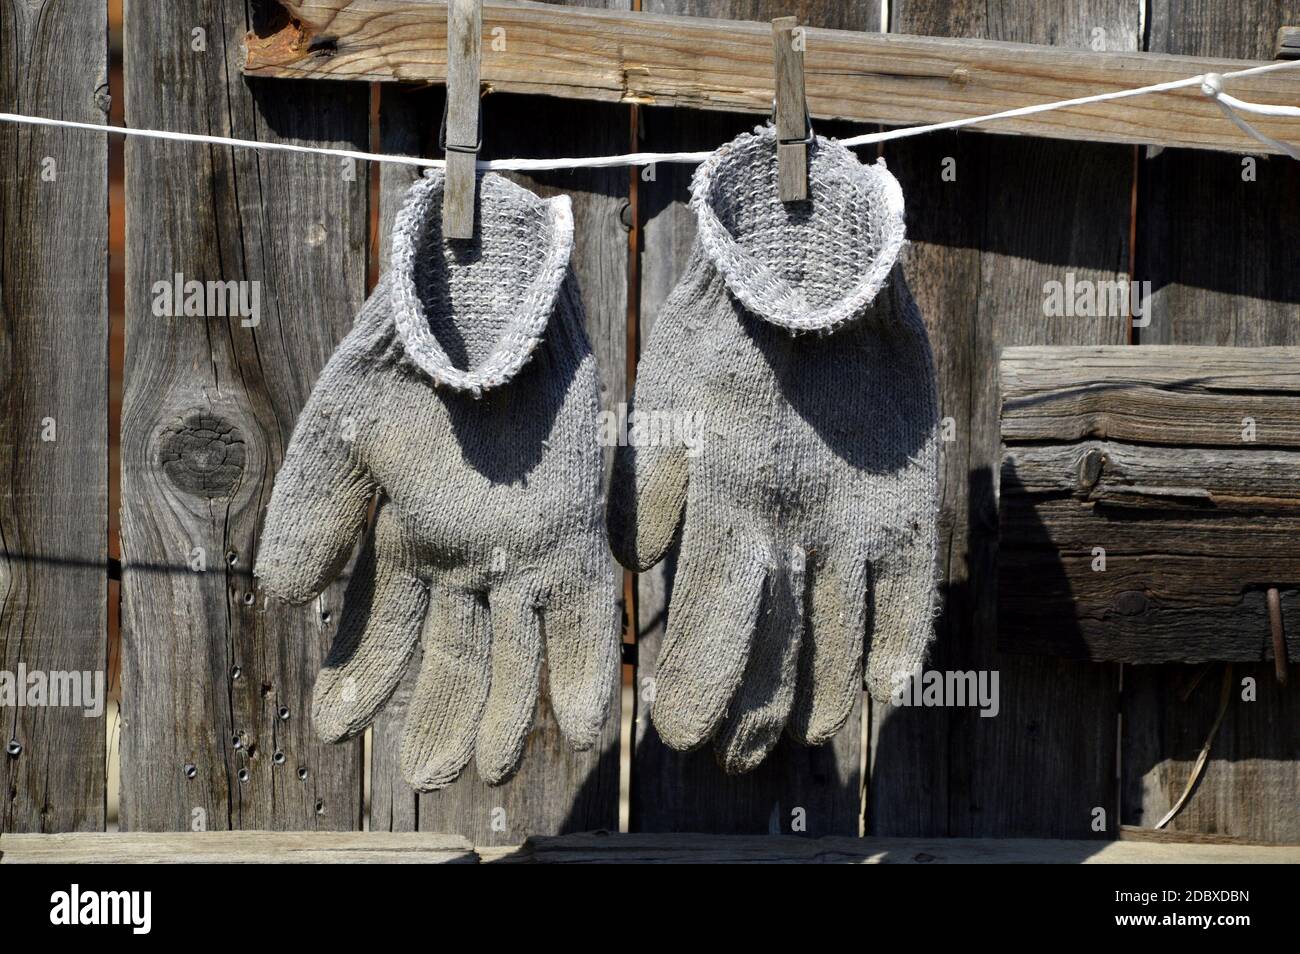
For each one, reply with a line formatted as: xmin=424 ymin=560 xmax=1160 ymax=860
xmin=1 ymin=0 xmax=1296 ymax=846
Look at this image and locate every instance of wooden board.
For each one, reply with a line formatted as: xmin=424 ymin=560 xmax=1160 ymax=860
xmin=1001 ymin=345 xmax=1300 ymax=446
xmin=1004 ymin=441 xmax=1300 ymax=505
xmin=369 ymin=0 xmax=627 ymax=845
xmin=118 ymin=0 xmax=369 ymax=831
xmin=867 ymin=0 xmax=1135 ymax=839
xmin=240 ymin=0 xmax=1300 ymax=155
xmin=6 ymin=830 xmax=1294 ymax=863
xmin=516 ymin=831 xmax=1300 ymax=863
xmin=0 ymin=0 xmax=109 ymax=834
xmin=999 ymin=347 xmax=1300 ymax=662
xmin=368 ymin=82 xmax=426 ymax=836
xmin=1003 ymin=345 xmax=1300 ymax=665
xmin=1123 ymin=0 xmax=1300 ymax=845
xmin=0 ymin=830 xmax=477 ymax=864
xmin=627 ymin=0 xmax=878 ymax=839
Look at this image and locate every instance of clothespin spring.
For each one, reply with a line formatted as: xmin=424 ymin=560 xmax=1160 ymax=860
xmin=439 ymin=96 xmax=484 ymax=156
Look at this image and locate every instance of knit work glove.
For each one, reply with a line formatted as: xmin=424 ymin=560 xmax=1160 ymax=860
xmin=256 ymin=172 xmax=620 ymax=791
xmin=610 ymin=127 xmax=940 ymax=774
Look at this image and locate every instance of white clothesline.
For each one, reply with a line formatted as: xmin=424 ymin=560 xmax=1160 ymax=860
xmin=1 ymin=59 xmax=1298 ymax=169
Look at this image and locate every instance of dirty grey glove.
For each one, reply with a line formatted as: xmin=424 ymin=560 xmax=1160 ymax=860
xmin=610 ymin=127 xmax=939 ymax=774
xmin=256 ymin=171 xmax=620 ymax=791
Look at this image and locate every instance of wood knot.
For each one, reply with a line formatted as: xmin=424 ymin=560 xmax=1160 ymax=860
xmin=1113 ymin=590 xmax=1149 ymax=616
xmin=157 ymin=413 xmax=247 ymax=497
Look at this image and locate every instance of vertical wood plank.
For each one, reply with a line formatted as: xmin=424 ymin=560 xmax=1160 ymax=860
xmin=869 ymin=0 xmax=1136 ymax=838
xmin=1126 ymin=0 xmax=1300 ymax=843
xmin=630 ymin=0 xmax=880 ymax=838
xmin=370 ymin=0 xmax=628 ymax=844
xmin=368 ymin=83 xmax=427 ymax=836
xmin=119 ymin=0 xmax=369 ymax=830
xmin=0 ymin=0 xmax=109 ymax=833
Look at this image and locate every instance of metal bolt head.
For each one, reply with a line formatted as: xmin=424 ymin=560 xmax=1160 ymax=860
xmin=297 ymin=766 xmax=309 ymax=781
xmin=183 ymin=762 xmax=197 ymax=779
xmin=278 ymin=706 xmax=290 ymax=721
xmin=272 ymin=750 xmax=286 ymax=765
xmin=6 ymin=740 xmax=21 ymax=757
xmin=237 ymin=768 xmax=250 ymax=783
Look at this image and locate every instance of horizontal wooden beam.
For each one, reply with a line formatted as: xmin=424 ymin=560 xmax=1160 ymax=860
xmin=0 ymin=831 xmax=478 ymax=864
xmin=1001 ymin=345 xmax=1300 ymax=448
xmin=3 ymin=831 xmax=1297 ymax=863
xmin=516 ymin=832 xmax=1300 ymax=863
xmin=241 ymin=0 xmax=1300 ymax=155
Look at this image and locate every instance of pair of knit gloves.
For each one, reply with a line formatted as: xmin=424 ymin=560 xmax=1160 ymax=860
xmin=254 ymin=127 xmax=940 ymax=791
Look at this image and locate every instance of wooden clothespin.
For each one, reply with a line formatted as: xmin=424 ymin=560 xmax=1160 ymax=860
xmin=772 ymin=16 xmax=810 ymax=202
xmin=442 ymin=0 xmax=483 ymax=240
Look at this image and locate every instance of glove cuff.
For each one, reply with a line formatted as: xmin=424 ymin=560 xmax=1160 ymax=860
xmin=689 ymin=124 xmax=906 ymax=336
xmin=389 ymin=170 xmax=574 ymax=395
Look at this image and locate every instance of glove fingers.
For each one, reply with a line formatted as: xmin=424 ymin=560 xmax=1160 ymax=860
xmin=474 ymin=585 xmax=544 ymax=786
xmin=652 ymin=539 xmax=768 ymax=752
xmin=863 ymin=548 xmax=938 ymax=702
xmin=399 ymin=587 xmax=492 ymax=791
xmin=539 ymin=562 xmax=620 ymax=751
xmin=787 ymin=558 xmax=869 ymax=746
xmin=714 ymin=547 xmax=806 ymax=775
xmin=608 ymin=438 xmax=690 ymax=573
xmin=312 ymin=503 xmax=426 ymax=742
